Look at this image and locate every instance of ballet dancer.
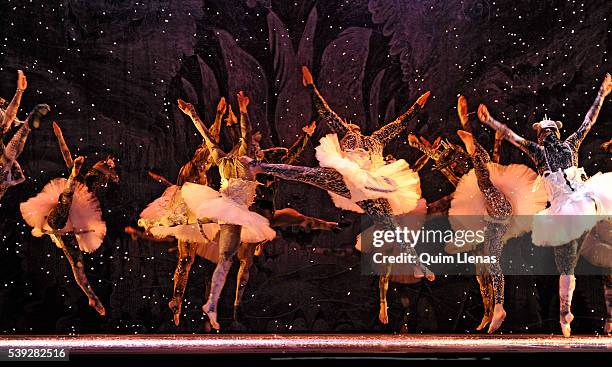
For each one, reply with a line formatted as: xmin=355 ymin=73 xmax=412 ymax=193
xmin=243 ymin=67 xmax=432 ymax=324
xmin=450 ymin=97 xmax=547 ymax=333
xmin=477 ymin=72 xmax=612 ymax=336
xmin=178 ymin=92 xmax=277 ymax=330
xmin=19 ymin=122 xmax=118 ymax=316
xmin=1 ymin=70 xmax=50 ymax=199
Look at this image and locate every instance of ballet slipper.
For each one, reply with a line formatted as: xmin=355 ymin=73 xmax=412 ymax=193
xmin=476 ymin=315 xmax=491 ymax=331
xmin=559 ymin=274 xmax=576 ymax=338
xmin=239 ymin=156 xmax=262 ymax=175
xmin=216 ymin=97 xmax=227 ymax=114
xmin=487 ymin=304 xmax=506 ymax=334
xmin=457 ymin=130 xmax=475 ymax=155
xmin=477 ymin=104 xmax=490 ymax=123
xmin=237 ymin=91 xmax=249 ymax=113
xmin=302 ymin=66 xmax=313 ymax=86
xmin=89 ymin=297 xmax=106 ymax=316
xmin=168 ymin=298 xmax=181 ymax=326
xmin=457 ymin=95 xmax=469 ymax=128
xmin=416 ymin=91 xmax=431 ymax=108
xmin=379 ymin=301 xmax=389 ymax=324
xmin=203 ymin=302 xmax=220 ymax=330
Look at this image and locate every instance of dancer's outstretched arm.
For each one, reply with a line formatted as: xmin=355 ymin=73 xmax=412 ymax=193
xmin=211 ymin=97 xmax=226 ymax=142
xmin=477 ymin=104 xmax=541 ymax=162
xmin=566 ymin=73 xmax=611 ymax=152
xmin=52 ymin=122 xmax=74 ymax=169
xmin=283 ymin=121 xmax=316 ymax=164
xmin=1 ymin=70 xmax=27 ymax=135
xmin=236 ymin=91 xmax=252 ymax=157
xmin=371 ymin=91 xmax=430 ymax=145
xmin=178 ymin=99 xmax=226 ymax=163
xmin=302 ymin=66 xmax=350 ymax=135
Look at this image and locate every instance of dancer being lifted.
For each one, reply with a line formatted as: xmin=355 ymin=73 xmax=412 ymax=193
xmin=477 ymin=72 xmax=612 ymax=336
xmin=1 ymin=70 xmax=50 ymax=199
xmin=243 ymin=66 xmax=433 ymax=324
xmin=448 ymin=96 xmax=547 ymax=333
xmin=20 ymin=122 xmax=118 ymax=316
xmin=178 ymin=92 xmax=277 ymax=330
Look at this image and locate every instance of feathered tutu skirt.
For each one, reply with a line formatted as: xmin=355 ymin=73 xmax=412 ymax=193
xmin=138 ymin=185 xmax=219 ymax=250
xmin=532 ymin=167 xmax=612 ymax=247
xmin=448 ymin=163 xmax=548 ymax=250
xmin=315 ymin=134 xmax=421 ymax=215
xmin=20 ymin=178 xmax=106 ymax=253
xmin=181 ymin=179 xmax=276 ymax=244
xmin=579 ymin=219 xmax=612 ymax=268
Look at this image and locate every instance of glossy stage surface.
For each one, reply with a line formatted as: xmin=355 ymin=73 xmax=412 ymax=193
xmin=0 ymin=334 xmax=610 ymax=353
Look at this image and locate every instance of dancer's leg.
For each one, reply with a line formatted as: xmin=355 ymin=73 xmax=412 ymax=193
xmin=248 ymin=161 xmax=351 ymax=199
xmin=1 ymin=120 xmax=30 ymax=169
xmin=234 ymin=242 xmax=257 ymax=321
xmin=203 ymin=223 xmax=242 ymax=330
xmin=270 ymin=207 xmax=338 ymax=231
xmin=458 ymin=130 xmax=511 ymax=333
xmin=378 ymin=270 xmax=391 ymax=324
xmin=553 ymin=241 xmax=579 ymax=337
xmin=168 ymin=240 xmax=197 ymax=326
xmin=56 ymin=234 xmax=106 ymax=316
xmin=474 ymin=246 xmax=494 ymax=330
xmin=47 ymin=157 xmax=84 ymax=230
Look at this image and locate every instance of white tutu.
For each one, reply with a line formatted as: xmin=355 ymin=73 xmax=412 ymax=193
xmin=579 ymin=219 xmax=612 ymax=268
xmin=532 ymin=167 xmax=612 ymax=247
xmin=181 ymin=180 xmax=276 ymax=244
xmin=449 ymin=163 xmax=547 ymax=244
xmin=20 ymin=178 xmax=106 ymax=253
xmin=315 ymin=134 xmax=421 ymax=215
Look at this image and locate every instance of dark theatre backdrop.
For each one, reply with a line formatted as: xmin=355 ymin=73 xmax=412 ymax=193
xmin=0 ymin=0 xmax=610 ymax=333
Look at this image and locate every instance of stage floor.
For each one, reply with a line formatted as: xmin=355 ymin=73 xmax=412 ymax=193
xmin=0 ymin=334 xmax=610 ymax=353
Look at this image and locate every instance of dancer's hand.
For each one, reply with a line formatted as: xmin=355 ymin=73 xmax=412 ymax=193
xmin=225 ymin=105 xmax=238 ymax=126
xmin=17 ymin=70 xmax=27 ymax=91
xmin=302 ymin=121 xmax=316 ymax=136
xmin=601 ymin=72 xmax=611 ymax=97
xmin=216 ymin=97 xmax=227 ymax=114
xmin=477 ymin=104 xmax=490 ymax=123
xmin=302 ymin=66 xmax=313 ymax=86
xmin=416 ymin=91 xmax=430 ymax=108
xmin=457 ymin=95 xmax=469 ymax=127
xmin=177 ymin=99 xmax=195 ymax=117
xmin=237 ymin=91 xmax=249 ymax=113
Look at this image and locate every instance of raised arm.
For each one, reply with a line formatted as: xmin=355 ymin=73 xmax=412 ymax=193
xmin=52 ymin=122 xmax=74 ymax=169
xmin=178 ymin=99 xmax=225 ymax=163
xmin=210 ymin=97 xmax=227 ymax=142
xmin=302 ymin=66 xmax=350 ymax=135
xmin=566 ymin=73 xmax=611 ymax=151
xmin=283 ymin=121 xmax=316 ymax=164
xmin=371 ymin=91 xmax=430 ymax=145
xmin=236 ymin=91 xmax=252 ymax=157
xmin=477 ymin=104 xmax=541 ymax=162
xmin=1 ymin=70 xmax=27 ymax=135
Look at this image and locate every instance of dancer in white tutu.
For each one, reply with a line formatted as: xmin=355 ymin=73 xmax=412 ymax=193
xmin=477 ymin=72 xmax=612 ymax=336
xmin=20 ymin=122 xmax=118 ymax=316
xmin=243 ymin=67 xmax=432 ymax=324
xmin=137 ymin=97 xmax=230 ymax=326
xmin=1 ymin=70 xmax=50 ymax=200
xmin=176 ymin=93 xmax=276 ymax=330
xmin=449 ymin=97 xmax=547 ymax=333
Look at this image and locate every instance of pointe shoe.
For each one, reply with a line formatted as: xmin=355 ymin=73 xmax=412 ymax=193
xmin=239 ymin=155 xmax=262 ymax=175
xmin=456 ymin=130 xmax=475 ymax=155
xmin=203 ymin=302 xmax=220 ymax=330
xmin=487 ymin=304 xmax=506 ymax=334
xmin=89 ymin=298 xmax=106 ymax=316
xmin=379 ymin=301 xmax=389 ymax=324
xmin=476 ymin=315 xmax=491 ymax=331
xmin=168 ymin=298 xmax=181 ymax=326
xmin=560 ymin=312 xmax=574 ymax=338
xmin=559 ymin=275 xmax=576 ymax=338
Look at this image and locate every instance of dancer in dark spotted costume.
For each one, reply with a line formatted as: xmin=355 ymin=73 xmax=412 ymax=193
xmin=478 ymin=72 xmax=612 ymax=336
xmin=1 ymin=70 xmax=50 ymax=200
xmin=20 ymin=122 xmax=119 ymax=316
xmin=242 ymin=67 xmax=432 ymax=324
